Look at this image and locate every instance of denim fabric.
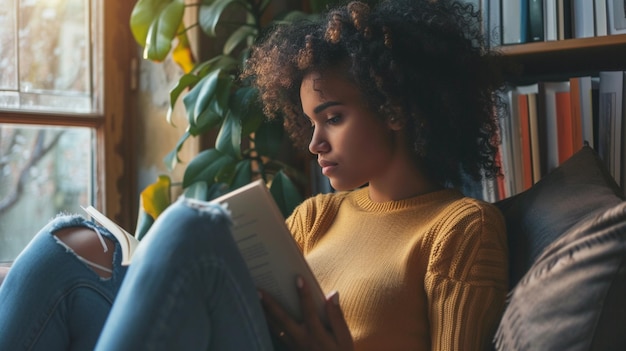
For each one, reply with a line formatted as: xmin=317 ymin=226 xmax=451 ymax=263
xmin=95 ymin=197 xmax=274 ymax=351
xmin=0 ymin=214 xmax=127 ymax=351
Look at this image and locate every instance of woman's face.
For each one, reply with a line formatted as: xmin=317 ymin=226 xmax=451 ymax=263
xmin=300 ymin=71 xmax=399 ymax=191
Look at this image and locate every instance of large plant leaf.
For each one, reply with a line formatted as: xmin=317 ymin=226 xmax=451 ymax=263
xmin=167 ymin=73 xmax=201 ymax=125
xmin=172 ymin=23 xmax=196 ymax=73
xmin=231 ymin=159 xmax=252 ymax=189
xmin=182 ymin=149 xmax=235 ymax=188
xmin=163 ymin=131 xmax=191 ymax=171
xmin=193 ymin=55 xmax=238 ymax=78
xmin=255 ymin=119 xmax=285 ymax=159
xmin=130 ymin=0 xmax=172 ymax=45
xmin=230 ymin=86 xmax=264 ymax=135
xmin=269 ymin=170 xmax=303 ymax=218
xmin=144 ymin=0 xmax=185 ymax=61
xmin=199 ymin=0 xmax=249 ymax=37
xmin=216 ymin=111 xmax=242 ymax=158
xmin=223 ymin=25 xmax=257 ymax=55
xmin=183 ymin=69 xmax=223 ymax=128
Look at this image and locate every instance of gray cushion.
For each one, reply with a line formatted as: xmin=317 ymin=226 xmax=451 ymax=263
xmin=495 ymin=146 xmax=624 ymax=288
xmin=494 ymin=200 xmax=626 ymax=350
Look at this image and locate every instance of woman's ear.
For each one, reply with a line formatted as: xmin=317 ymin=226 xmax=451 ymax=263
xmin=387 ymin=116 xmax=405 ymax=131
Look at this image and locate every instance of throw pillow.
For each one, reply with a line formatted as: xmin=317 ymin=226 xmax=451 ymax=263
xmin=494 ymin=146 xmax=624 ymax=288
xmin=493 ymin=200 xmax=626 ymax=350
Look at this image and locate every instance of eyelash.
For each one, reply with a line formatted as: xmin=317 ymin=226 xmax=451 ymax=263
xmin=326 ymin=115 xmax=341 ymax=125
xmin=308 ymin=114 xmax=341 ymax=128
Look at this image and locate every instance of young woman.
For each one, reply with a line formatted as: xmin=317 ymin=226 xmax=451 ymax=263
xmin=0 ymin=0 xmax=508 ymax=350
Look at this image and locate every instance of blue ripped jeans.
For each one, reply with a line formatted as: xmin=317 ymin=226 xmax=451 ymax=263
xmin=0 ymin=198 xmax=274 ymax=351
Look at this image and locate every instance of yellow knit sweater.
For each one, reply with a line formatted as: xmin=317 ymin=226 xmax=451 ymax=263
xmin=286 ymin=187 xmax=508 ymax=351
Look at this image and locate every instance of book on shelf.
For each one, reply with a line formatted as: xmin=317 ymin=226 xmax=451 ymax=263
xmin=523 ymin=85 xmax=542 ymax=184
xmin=607 ymin=0 xmax=626 ymax=34
xmin=555 ymin=89 xmax=574 ymax=164
xmin=598 ymin=71 xmax=624 ymax=183
xmin=557 ymin=0 xmax=573 ymax=40
xmin=569 ymin=76 xmax=591 ymax=149
xmin=572 ymin=0 xmax=595 ymax=38
xmin=594 ymin=0 xmax=608 ymax=36
xmin=529 ymin=0 xmax=545 ymax=42
xmin=517 ymin=93 xmax=534 ymax=190
xmin=539 ymin=81 xmax=571 ymax=175
xmin=82 ymin=180 xmax=327 ymax=323
xmin=544 ymin=0 xmax=558 ymax=41
xmin=502 ymin=0 xmax=527 ymax=44
xmin=488 ymin=0 xmax=502 ymax=46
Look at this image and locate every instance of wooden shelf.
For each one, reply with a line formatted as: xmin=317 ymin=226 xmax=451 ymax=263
xmin=497 ymin=34 xmax=626 ymax=79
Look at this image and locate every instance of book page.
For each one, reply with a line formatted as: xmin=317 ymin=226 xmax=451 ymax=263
xmin=82 ymin=205 xmax=139 ymax=266
xmin=211 ymin=180 xmax=327 ymax=323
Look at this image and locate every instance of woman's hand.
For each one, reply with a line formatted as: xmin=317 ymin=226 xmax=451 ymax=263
xmin=260 ymin=276 xmax=354 ymax=351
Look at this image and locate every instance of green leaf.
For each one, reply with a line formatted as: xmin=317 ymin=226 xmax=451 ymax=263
xmin=135 ymin=211 xmax=154 ymax=240
xmin=183 ymin=180 xmax=209 ymax=200
xmin=223 ymin=25 xmax=257 ymax=55
xmin=255 ymin=119 xmax=285 ymax=158
xmin=182 ymin=181 xmax=229 ymax=201
xmin=193 ymin=55 xmax=238 ymax=77
xmin=231 ymin=159 xmax=252 ymax=189
xmin=183 ymin=69 xmax=223 ymax=129
xmin=269 ymin=171 xmax=303 ymax=218
xmin=163 ymin=131 xmax=191 ymax=171
xmin=167 ymin=73 xmax=201 ymax=126
xmin=144 ymin=0 xmax=185 ymax=61
xmin=182 ymin=149 xmax=234 ymax=188
xmin=130 ymin=0 xmax=172 ymax=46
xmin=216 ymin=112 xmax=242 ymax=158
xmin=230 ymin=86 xmax=264 ymax=135
xmin=199 ymin=0 xmax=248 ymax=37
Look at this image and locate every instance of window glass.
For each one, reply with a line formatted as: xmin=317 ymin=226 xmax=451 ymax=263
xmin=0 ymin=124 xmax=93 ymax=261
xmin=0 ymin=0 xmax=99 ymax=263
xmin=0 ymin=0 xmax=93 ymax=113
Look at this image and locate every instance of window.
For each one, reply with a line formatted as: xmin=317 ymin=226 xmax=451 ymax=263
xmin=0 ymin=0 xmax=136 ymax=263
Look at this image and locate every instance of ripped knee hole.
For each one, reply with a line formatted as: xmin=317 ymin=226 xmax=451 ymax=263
xmin=54 ymin=226 xmax=115 ymax=278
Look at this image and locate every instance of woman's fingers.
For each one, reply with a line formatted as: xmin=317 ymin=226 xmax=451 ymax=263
xmin=261 ymin=277 xmax=354 ymax=351
xmin=259 ymin=289 xmax=300 ymax=349
xmin=296 ymin=276 xmax=327 ymax=337
xmin=325 ymin=291 xmax=354 ymax=348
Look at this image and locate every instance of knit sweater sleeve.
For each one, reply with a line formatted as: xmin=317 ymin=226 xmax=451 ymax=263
xmin=424 ymin=199 xmax=508 ymax=351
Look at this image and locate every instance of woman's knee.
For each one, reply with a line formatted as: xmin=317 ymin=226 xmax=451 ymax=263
xmin=53 ymin=227 xmax=115 ymax=278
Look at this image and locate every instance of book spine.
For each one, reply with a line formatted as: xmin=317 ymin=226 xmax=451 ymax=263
xmin=555 ymin=91 xmax=574 ymax=164
xmin=544 ymin=0 xmax=558 ymax=40
xmin=607 ymin=0 xmax=626 ymax=34
xmin=489 ymin=0 xmax=502 ymax=46
xmin=503 ymin=0 xmax=525 ymax=44
xmin=529 ymin=0 xmax=545 ymax=41
xmin=572 ymin=0 xmax=595 ymax=38
xmin=594 ymin=0 xmax=608 ymax=36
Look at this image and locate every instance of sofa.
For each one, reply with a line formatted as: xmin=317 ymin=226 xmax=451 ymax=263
xmin=0 ymin=146 xmax=624 ymax=350
xmin=492 ymin=145 xmax=626 ymax=350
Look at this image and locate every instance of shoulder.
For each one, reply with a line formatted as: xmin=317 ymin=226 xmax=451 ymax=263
xmin=286 ymin=191 xmax=350 ymax=252
xmin=427 ymin=196 xmax=508 ymax=282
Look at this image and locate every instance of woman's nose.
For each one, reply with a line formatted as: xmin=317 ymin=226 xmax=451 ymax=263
xmin=308 ymin=128 xmax=330 ymax=154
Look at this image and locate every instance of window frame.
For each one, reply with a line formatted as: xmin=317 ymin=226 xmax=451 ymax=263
xmin=0 ymin=0 xmax=138 ymax=230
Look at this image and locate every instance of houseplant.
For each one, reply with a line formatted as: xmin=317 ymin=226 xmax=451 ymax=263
xmin=129 ymin=0 xmax=334 ymax=237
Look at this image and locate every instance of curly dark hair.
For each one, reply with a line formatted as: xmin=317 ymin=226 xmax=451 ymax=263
xmin=242 ymin=0 xmax=506 ymax=187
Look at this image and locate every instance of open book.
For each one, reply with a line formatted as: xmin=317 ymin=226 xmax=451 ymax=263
xmin=83 ymin=180 xmax=326 ymax=322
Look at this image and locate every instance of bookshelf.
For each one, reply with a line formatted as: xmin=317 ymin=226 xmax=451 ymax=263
xmin=485 ymin=33 xmax=626 ymax=201
xmin=497 ymin=34 xmax=626 ymax=78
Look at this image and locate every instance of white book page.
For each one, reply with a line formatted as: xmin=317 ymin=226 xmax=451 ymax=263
xmin=211 ymin=180 xmax=327 ymax=323
xmin=82 ymin=205 xmax=139 ymax=266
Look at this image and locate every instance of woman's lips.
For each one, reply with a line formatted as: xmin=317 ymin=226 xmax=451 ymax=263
xmin=318 ymin=159 xmax=338 ymax=175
